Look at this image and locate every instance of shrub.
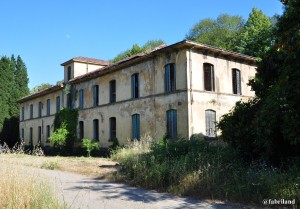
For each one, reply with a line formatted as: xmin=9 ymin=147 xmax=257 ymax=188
xmin=82 ymin=139 xmax=99 ymax=157
xmin=49 ymin=122 xmax=68 ymax=148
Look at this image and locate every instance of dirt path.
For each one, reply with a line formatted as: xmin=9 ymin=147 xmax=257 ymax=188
xmin=29 ymin=168 xmax=240 ymax=209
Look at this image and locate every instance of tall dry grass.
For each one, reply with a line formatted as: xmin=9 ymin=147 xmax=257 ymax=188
xmin=0 ymin=164 xmax=67 ymax=209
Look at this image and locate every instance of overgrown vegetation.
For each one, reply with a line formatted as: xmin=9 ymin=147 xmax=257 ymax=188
xmin=0 ymin=164 xmax=66 ymax=209
xmin=112 ymin=135 xmax=300 ymax=207
xmin=53 ymin=108 xmax=79 ymax=155
xmin=82 ymin=138 xmax=99 ymax=157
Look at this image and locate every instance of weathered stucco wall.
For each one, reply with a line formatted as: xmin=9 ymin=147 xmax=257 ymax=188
xmin=186 ymin=50 xmax=256 ymax=137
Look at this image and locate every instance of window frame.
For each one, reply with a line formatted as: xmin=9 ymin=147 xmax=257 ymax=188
xmin=165 ymin=63 xmax=176 ymax=93
xmin=46 ymin=99 xmax=50 ymax=116
xmin=131 ymin=73 xmax=139 ymax=99
xmin=132 ymin=114 xmax=140 ymax=140
xmin=79 ymin=89 xmax=84 ymax=110
xmin=203 ymin=63 xmax=215 ymax=92
xmin=109 ymin=80 xmax=116 ymax=103
xmin=166 ymin=109 xmax=177 ymax=139
xmin=38 ymin=102 xmax=43 ymax=118
xmin=232 ymin=68 xmax=242 ymax=95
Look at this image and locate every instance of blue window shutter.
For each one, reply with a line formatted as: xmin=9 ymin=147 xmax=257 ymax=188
xmin=132 ymin=114 xmax=140 ymax=140
xmin=167 ymin=110 xmax=177 ymax=139
xmin=171 ymin=64 xmax=176 ymax=92
xmin=236 ymin=69 xmax=241 ymax=95
xmin=165 ymin=65 xmax=170 ymax=92
xmin=131 ymin=75 xmax=135 ymax=98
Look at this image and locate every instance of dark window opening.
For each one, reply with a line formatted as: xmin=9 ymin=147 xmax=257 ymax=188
xmin=38 ymin=126 xmax=42 ymax=145
xmin=132 ymin=114 xmax=140 ymax=140
xmin=67 ymin=93 xmax=72 ymax=109
xmin=38 ymin=102 xmax=43 ymax=117
xmin=166 ymin=109 xmax=177 ymax=139
xmin=165 ymin=63 xmax=176 ymax=93
xmin=30 ymin=104 xmax=33 ymax=119
xmin=205 ymin=110 xmax=216 ymax=137
xmin=232 ymin=68 xmax=241 ymax=95
xmin=93 ymin=119 xmax=99 ymax=141
xmin=21 ymin=128 xmax=24 ymax=142
xmin=131 ymin=74 xmax=139 ymax=99
xmin=29 ymin=127 xmax=33 ymax=145
xmin=109 ymin=117 xmax=116 ymax=141
xmin=79 ymin=121 xmax=84 ymax=140
xmin=93 ymin=85 xmax=99 ymax=107
xmin=56 ymin=96 xmax=60 ymax=113
xmin=204 ymin=63 xmax=215 ymax=91
xmin=109 ymin=80 xmax=116 ymax=103
xmin=46 ymin=125 xmax=50 ymax=143
xmin=47 ymin=99 xmax=50 ymax=116
xmin=79 ymin=89 xmax=84 ymax=109
xmin=67 ymin=66 xmax=72 ymax=81
xmin=21 ymin=107 xmax=24 ymax=121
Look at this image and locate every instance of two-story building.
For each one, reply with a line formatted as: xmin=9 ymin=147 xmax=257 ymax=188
xmin=19 ymin=40 xmax=256 ymax=147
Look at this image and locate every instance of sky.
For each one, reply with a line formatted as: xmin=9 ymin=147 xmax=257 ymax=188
xmin=0 ymin=0 xmax=283 ymax=90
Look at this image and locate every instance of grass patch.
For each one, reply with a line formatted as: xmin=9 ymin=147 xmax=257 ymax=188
xmin=0 ymin=164 xmax=67 ymax=209
xmin=111 ymin=135 xmax=300 ymax=207
xmin=41 ymin=161 xmax=60 ymax=170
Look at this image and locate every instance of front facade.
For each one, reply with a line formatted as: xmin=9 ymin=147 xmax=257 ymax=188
xmin=19 ymin=40 xmax=256 ymax=147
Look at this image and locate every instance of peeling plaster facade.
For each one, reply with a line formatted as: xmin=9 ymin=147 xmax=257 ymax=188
xmin=19 ymin=40 xmax=256 ymax=147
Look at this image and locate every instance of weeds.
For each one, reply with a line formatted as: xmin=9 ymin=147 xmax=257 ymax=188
xmin=41 ymin=161 xmax=60 ymax=170
xmin=111 ymin=135 xmax=300 ymax=207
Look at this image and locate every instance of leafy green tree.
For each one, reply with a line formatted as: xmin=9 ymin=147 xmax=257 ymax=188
xmin=15 ymin=55 xmax=30 ymax=99
xmin=49 ymin=122 xmax=68 ymax=148
xmin=219 ymin=0 xmax=300 ymax=165
xmin=112 ymin=39 xmax=165 ymax=62
xmin=238 ymin=8 xmax=273 ymax=58
xmin=30 ymin=83 xmax=52 ymax=94
xmin=186 ymin=14 xmax=245 ymax=51
xmin=82 ymin=138 xmax=99 ymax=157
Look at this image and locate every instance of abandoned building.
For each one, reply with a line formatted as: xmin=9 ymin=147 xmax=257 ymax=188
xmin=19 ymin=40 xmax=256 ymax=147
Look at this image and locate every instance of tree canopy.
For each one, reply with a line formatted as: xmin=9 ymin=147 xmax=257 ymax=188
xmin=30 ymin=83 xmax=52 ymax=94
xmin=112 ymin=40 xmax=165 ymax=63
xmin=218 ymin=0 xmax=300 ymax=165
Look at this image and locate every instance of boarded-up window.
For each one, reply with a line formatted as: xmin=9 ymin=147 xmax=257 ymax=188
xmin=47 ymin=99 xmax=50 ymax=116
xmin=110 ymin=117 xmax=116 ymax=141
xmin=132 ymin=114 xmax=140 ymax=140
xmin=56 ymin=96 xmax=60 ymax=113
xmin=131 ymin=74 xmax=139 ymax=99
xmin=232 ymin=68 xmax=241 ymax=95
xmin=205 ymin=110 xmax=216 ymax=137
xmin=167 ymin=109 xmax=177 ymax=139
xmin=165 ymin=63 xmax=176 ymax=93
xmin=79 ymin=121 xmax=84 ymax=140
xmin=93 ymin=85 xmax=99 ymax=107
xmin=109 ymin=80 xmax=116 ymax=103
xmin=204 ymin=63 xmax=215 ymax=91
xmin=93 ymin=119 xmax=99 ymax=141
xmin=79 ymin=89 xmax=84 ymax=110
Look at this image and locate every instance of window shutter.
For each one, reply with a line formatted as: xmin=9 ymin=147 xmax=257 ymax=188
xmin=205 ymin=110 xmax=216 ymax=137
xmin=167 ymin=110 xmax=177 ymax=139
xmin=236 ymin=69 xmax=241 ymax=95
xmin=165 ymin=65 xmax=170 ymax=92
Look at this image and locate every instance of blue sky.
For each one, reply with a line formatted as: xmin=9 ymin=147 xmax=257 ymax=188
xmin=0 ymin=0 xmax=283 ymax=89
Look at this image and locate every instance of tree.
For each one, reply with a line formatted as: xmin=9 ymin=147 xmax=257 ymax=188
xmin=15 ymin=56 xmax=30 ymax=99
xmin=30 ymin=83 xmax=52 ymax=94
xmin=218 ymin=0 xmax=300 ymax=165
xmin=0 ymin=56 xmax=11 ymax=131
xmin=238 ymin=8 xmax=273 ymax=58
xmin=82 ymin=138 xmax=99 ymax=157
xmin=186 ymin=14 xmax=245 ymax=52
xmin=49 ymin=122 xmax=68 ymax=148
xmin=112 ymin=39 xmax=165 ymax=62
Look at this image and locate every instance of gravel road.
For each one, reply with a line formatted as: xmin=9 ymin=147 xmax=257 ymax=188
xmin=33 ymin=168 xmax=240 ymax=209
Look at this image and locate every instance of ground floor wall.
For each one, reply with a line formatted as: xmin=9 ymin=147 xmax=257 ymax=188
xmin=20 ymin=91 xmax=189 ymax=147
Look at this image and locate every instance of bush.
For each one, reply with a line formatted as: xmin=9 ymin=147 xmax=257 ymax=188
xmin=82 ymin=139 xmax=99 ymax=157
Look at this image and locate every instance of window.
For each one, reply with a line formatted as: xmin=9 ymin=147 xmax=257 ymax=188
xmin=30 ymin=104 xmax=33 ymax=119
xmin=67 ymin=66 xmax=72 ymax=81
xmin=29 ymin=127 xmax=33 ymax=145
xmin=131 ymin=73 xmax=139 ymax=99
xmin=204 ymin=63 xmax=215 ymax=91
xmin=46 ymin=125 xmax=50 ymax=143
xmin=93 ymin=85 xmax=99 ymax=107
xmin=21 ymin=107 xmax=24 ymax=121
xmin=21 ymin=128 xmax=24 ymax=142
xmin=93 ymin=119 xmax=99 ymax=140
xmin=132 ymin=114 xmax=140 ymax=140
xmin=47 ymin=99 xmax=50 ymax=116
xmin=56 ymin=96 xmax=60 ymax=113
xmin=205 ymin=110 xmax=216 ymax=137
xmin=38 ymin=102 xmax=43 ymax=117
xmin=67 ymin=93 xmax=72 ymax=109
xmin=166 ymin=109 xmax=177 ymax=139
xmin=165 ymin=63 xmax=176 ymax=93
xmin=38 ymin=126 xmax=42 ymax=145
xmin=79 ymin=121 xmax=84 ymax=140
xmin=232 ymin=68 xmax=241 ymax=95
xmin=79 ymin=89 xmax=84 ymax=109
xmin=109 ymin=117 xmax=116 ymax=141
xmin=109 ymin=80 xmax=116 ymax=103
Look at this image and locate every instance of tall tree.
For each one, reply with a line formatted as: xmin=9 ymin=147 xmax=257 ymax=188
xmin=0 ymin=56 xmax=11 ymax=131
xmin=238 ymin=8 xmax=273 ymax=58
xmin=186 ymin=14 xmax=245 ymax=52
xmin=15 ymin=56 xmax=30 ymax=99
